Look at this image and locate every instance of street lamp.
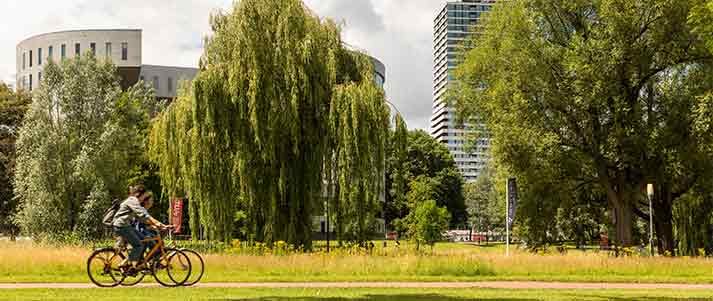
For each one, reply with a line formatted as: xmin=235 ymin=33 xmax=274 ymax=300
xmin=384 ymin=99 xmax=406 ymax=247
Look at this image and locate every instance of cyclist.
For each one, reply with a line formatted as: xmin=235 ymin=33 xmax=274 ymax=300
xmin=132 ymin=191 xmax=161 ymax=260
xmin=112 ymin=184 xmax=168 ymax=270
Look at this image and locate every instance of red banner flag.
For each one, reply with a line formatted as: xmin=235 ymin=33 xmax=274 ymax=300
xmin=171 ymin=198 xmax=184 ymax=234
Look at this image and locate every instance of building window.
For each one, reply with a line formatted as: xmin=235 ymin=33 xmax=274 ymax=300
xmin=152 ymin=76 xmax=159 ymax=91
xmin=121 ymin=42 xmax=128 ymax=61
xmin=105 ymin=42 xmax=112 ymax=59
xmin=22 ymin=53 xmax=25 ymax=70
xmin=38 ymin=72 xmax=41 ymax=86
xmin=167 ymin=77 xmax=173 ymax=93
xmin=48 ymin=46 xmax=53 ymax=61
xmin=61 ymin=44 xmax=66 ymax=59
xmin=29 ymin=50 xmax=33 ymax=67
xmin=90 ymin=43 xmax=96 ymax=56
xmin=75 ymin=43 xmax=80 ymax=56
xmin=29 ymin=74 xmax=32 ymax=91
xmin=38 ymin=48 xmax=42 ymax=65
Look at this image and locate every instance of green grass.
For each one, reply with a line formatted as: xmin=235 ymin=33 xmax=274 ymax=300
xmin=3 ymin=241 xmax=713 ymax=284
xmin=4 ymin=288 xmax=713 ymax=300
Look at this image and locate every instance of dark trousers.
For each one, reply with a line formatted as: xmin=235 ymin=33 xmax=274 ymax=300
xmin=114 ymin=226 xmax=145 ymax=261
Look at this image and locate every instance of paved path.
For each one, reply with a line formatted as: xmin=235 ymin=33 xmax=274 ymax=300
xmin=3 ymin=282 xmax=713 ymax=290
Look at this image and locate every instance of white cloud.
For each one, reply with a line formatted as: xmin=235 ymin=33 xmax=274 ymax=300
xmin=1 ymin=0 xmax=444 ymax=130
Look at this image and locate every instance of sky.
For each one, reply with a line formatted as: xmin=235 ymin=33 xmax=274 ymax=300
xmin=0 ymin=0 xmax=445 ymax=130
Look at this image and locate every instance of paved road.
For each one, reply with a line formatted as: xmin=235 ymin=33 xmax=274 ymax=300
xmin=3 ymin=282 xmax=713 ymax=290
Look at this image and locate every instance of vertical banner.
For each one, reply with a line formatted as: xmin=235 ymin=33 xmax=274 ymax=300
xmin=171 ymin=198 xmax=184 ymax=234
xmin=507 ymin=178 xmax=518 ymax=229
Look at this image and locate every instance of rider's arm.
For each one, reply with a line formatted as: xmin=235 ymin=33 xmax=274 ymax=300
xmin=146 ymin=216 xmax=167 ymax=229
xmin=126 ymin=198 xmax=166 ymax=229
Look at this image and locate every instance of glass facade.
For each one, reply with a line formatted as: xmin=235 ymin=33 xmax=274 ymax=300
xmin=430 ymin=0 xmax=495 ymax=182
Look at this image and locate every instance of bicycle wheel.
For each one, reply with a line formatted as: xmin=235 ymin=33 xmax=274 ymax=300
xmin=152 ymin=248 xmax=191 ymax=287
xmin=180 ymin=249 xmax=204 ymax=286
xmin=86 ymin=248 xmax=124 ymax=287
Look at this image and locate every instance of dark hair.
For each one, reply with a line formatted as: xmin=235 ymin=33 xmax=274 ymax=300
xmin=130 ymin=184 xmax=147 ymax=197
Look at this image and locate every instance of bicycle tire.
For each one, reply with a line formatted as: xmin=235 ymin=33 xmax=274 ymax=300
xmin=152 ymin=248 xmax=191 ymax=287
xmin=86 ymin=248 xmax=124 ymax=287
xmin=179 ymin=248 xmax=204 ymax=286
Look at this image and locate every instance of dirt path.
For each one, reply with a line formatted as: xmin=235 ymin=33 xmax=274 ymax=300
xmin=2 ymin=282 xmax=713 ymax=290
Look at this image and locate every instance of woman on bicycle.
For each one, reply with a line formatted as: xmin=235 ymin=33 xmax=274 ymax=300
xmin=112 ymin=184 xmax=168 ymax=269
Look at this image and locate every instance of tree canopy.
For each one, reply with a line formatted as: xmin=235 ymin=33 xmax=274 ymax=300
xmin=0 ymin=83 xmax=31 ymax=237
xmin=452 ymin=0 xmax=713 ymax=250
xmin=14 ymin=55 xmax=152 ymax=240
xmin=149 ymin=0 xmax=394 ymax=246
xmin=385 ymin=130 xmax=466 ymax=230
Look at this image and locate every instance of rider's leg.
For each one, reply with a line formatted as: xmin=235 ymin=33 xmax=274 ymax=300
xmin=141 ymin=228 xmax=158 ymax=261
xmin=115 ymin=226 xmax=145 ymax=265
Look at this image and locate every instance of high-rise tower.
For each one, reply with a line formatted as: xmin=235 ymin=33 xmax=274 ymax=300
xmin=431 ymin=0 xmax=495 ymax=182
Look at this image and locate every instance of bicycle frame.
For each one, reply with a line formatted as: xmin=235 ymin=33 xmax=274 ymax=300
xmin=138 ymin=233 xmax=167 ymax=266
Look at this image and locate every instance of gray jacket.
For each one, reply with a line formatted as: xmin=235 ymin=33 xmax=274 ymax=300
xmin=112 ymin=196 xmax=151 ymax=228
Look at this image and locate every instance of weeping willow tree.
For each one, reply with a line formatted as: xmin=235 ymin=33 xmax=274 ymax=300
xmin=149 ymin=0 xmax=395 ymax=247
xmin=325 ymin=71 xmax=390 ymax=243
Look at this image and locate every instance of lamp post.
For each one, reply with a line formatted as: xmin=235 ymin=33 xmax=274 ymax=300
xmin=647 ymin=184 xmax=654 ymax=256
xmin=384 ymin=99 xmax=405 ymax=247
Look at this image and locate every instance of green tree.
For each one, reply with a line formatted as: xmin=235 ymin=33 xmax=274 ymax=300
xmin=385 ymin=130 xmax=466 ymax=228
xmin=452 ymin=0 xmax=713 ymax=249
xmin=385 ymin=115 xmax=408 ymax=230
xmin=0 ymin=83 xmax=31 ymax=238
xmin=405 ymin=199 xmax=450 ymax=251
xmin=464 ymin=165 xmax=504 ymax=242
xmin=13 ymin=54 xmax=151 ymax=240
xmin=149 ymin=0 xmax=391 ymax=246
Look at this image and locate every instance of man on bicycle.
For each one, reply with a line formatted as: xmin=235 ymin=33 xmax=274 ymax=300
xmin=112 ymin=184 xmax=168 ymax=269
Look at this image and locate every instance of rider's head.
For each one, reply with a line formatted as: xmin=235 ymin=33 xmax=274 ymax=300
xmin=142 ymin=191 xmax=155 ymax=209
xmin=129 ymin=184 xmax=146 ymax=197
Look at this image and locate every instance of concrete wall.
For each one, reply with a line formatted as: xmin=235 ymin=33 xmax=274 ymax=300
xmin=139 ymin=64 xmax=198 ymax=99
xmin=16 ymin=29 xmax=142 ymax=90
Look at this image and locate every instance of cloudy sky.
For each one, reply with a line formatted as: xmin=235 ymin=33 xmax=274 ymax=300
xmin=0 ymin=0 xmax=444 ymax=130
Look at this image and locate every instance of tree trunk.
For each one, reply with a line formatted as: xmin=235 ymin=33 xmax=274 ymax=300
xmin=653 ymin=191 xmax=675 ymax=256
xmin=612 ymin=200 xmax=633 ymax=246
xmin=602 ymin=174 xmax=637 ymax=247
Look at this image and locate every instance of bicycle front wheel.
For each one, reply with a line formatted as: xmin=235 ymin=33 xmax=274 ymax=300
xmin=152 ymin=248 xmax=191 ymax=287
xmin=86 ymin=248 xmax=124 ymax=287
xmin=180 ymin=248 xmax=204 ymax=286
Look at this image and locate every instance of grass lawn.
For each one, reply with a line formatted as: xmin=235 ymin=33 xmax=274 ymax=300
xmin=5 ymin=287 xmax=713 ymax=300
xmin=2 ymin=241 xmax=713 ymax=284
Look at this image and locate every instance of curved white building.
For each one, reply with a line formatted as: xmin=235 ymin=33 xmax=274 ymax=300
xmin=16 ymin=29 xmax=197 ymax=98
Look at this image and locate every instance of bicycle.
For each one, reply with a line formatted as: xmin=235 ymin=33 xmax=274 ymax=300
xmin=120 ymin=230 xmax=205 ymax=287
xmin=86 ymin=227 xmax=192 ymax=287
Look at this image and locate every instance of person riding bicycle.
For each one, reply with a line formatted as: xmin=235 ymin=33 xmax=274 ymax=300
xmin=112 ymin=184 xmax=168 ymax=270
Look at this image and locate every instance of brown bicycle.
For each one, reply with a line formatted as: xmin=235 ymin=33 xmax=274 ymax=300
xmin=86 ymin=227 xmax=192 ymax=287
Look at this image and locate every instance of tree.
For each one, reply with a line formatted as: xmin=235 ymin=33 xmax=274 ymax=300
xmin=452 ymin=0 xmax=713 ymax=249
xmin=405 ymin=199 xmax=450 ymax=251
xmin=0 ymin=83 xmax=31 ymax=238
xmin=14 ymin=54 xmax=151 ymax=240
xmin=385 ymin=115 xmax=408 ymax=231
xmin=149 ymin=0 xmax=392 ymax=246
xmin=385 ymin=130 xmax=466 ymax=229
xmin=464 ymin=165 xmax=504 ymax=242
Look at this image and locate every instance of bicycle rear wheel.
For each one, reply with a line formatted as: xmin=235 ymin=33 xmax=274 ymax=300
xmin=86 ymin=248 xmax=124 ymax=287
xmin=180 ymin=249 xmax=204 ymax=286
xmin=152 ymin=248 xmax=191 ymax=287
